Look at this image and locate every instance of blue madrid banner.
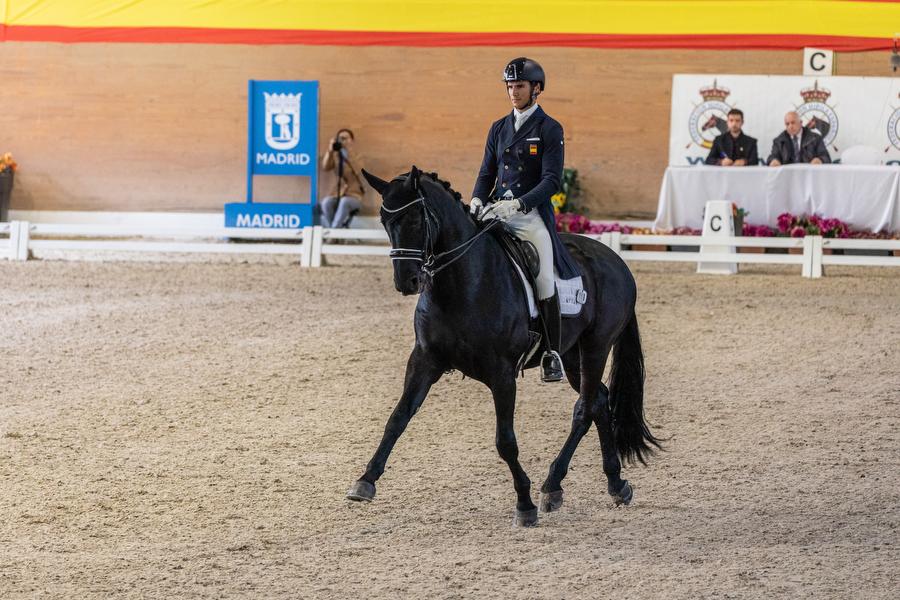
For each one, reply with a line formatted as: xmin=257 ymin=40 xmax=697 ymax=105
xmin=225 ymin=80 xmax=319 ymax=228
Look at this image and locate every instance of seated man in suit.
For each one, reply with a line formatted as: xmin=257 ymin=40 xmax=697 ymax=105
xmin=705 ymin=108 xmax=758 ymax=166
xmin=767 ymin=111 xmax=831 ymax=166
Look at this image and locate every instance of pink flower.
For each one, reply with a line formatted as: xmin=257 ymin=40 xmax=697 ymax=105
xmin=777 ymin=213 xmax=794 ymax=233
xmin=790 ymin=226 xmax=806 ymax=238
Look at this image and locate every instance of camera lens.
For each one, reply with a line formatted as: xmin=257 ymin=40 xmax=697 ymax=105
xmin=332 ymin=141 xmax=342 ymax=151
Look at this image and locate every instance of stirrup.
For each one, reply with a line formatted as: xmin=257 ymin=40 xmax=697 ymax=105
xmin=540 ymin=350 xmax=564 ymax=383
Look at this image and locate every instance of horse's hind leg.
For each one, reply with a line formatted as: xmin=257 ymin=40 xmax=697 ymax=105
xmin=539 ymin=344 xmax=609 ymax=512
xmin=347 ymin=346 xmax=443 ymax=503
xmin=593 ymin=381 xmax=631 ymax=505
xmin=490 ymin=376 xmax=538 ymax=527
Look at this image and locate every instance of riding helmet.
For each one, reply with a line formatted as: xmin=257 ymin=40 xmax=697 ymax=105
xmin=502 ymin=57 xmax=545 ymax=91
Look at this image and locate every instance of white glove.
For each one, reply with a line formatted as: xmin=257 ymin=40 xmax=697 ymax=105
xmin=469 ymin=197 xmax=483 ymax=217
xmin=480 ymin=198 xmax=523 ymax=221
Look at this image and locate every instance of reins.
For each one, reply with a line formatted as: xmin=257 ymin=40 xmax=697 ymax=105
xmin=380 ymin=179 xmax=501 ymax=278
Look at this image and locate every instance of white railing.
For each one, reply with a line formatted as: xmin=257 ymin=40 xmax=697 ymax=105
xmin=1 ymin=221 xmax=316 ymax=264
xmin=2 ymin=222 xmax=898 ymax=277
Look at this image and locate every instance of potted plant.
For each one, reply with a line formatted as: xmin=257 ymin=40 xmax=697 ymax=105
xmin=0 ymin=153 xmax=17 ymax=223
xmin=732 ymin=204 xmax=765 ymax=253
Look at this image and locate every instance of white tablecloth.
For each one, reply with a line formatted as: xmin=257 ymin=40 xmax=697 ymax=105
xmin=654 ymin=165 xmax=900 ymax=232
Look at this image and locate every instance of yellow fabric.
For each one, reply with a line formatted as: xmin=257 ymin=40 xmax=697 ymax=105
xmin=2 ymin=1 xmax=896 ymax=38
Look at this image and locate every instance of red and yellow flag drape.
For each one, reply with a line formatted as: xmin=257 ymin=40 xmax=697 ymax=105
xmin=0 ymin=1 xmax=896 ymax=50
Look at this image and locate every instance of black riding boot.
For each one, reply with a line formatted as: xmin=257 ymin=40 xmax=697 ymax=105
xmin=539 ymin=293 xmax=564 ymax=383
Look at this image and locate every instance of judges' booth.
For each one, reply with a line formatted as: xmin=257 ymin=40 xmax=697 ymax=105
xmin=225 ymin=80 xmax=319 ymax=228
xmin=656 ymin=75 xmax=900 ymax=233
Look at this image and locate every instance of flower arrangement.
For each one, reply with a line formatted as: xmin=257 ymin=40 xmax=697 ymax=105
xmin=556 ymin=213 xmax=661 ymax=235
xmin=0 ymin=153 xmax=17 ymax=174
xmin=551 ymin=168 xmax=583 ymax=216
xmin=560 ymin=210 xmax=898 ymax=239
xmin=776 ymin=212 xmax=850 ymax=238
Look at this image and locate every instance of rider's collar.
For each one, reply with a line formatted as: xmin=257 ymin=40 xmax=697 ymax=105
xmin=513 ymin=103 xmax=540 ymax=122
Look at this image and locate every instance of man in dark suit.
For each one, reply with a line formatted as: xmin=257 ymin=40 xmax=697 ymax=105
xmin=470 ymin=57 xmax=580 ymax=383
xmin=768 ymin=111 xmax=831 ymax=166
xmin=705 ymin=109 xmax=759 ymax=166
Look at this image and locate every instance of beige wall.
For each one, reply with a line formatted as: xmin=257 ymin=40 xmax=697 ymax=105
xmin=0 ymin=43 xmax=887 ymax=219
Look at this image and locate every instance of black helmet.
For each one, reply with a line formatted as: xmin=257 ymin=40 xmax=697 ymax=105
xmin=502 ymin=57 xmax=545 ymax=91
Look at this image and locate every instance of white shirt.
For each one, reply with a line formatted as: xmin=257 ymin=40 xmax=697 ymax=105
xmin=513 ymin=103 xmax=540 ymax=132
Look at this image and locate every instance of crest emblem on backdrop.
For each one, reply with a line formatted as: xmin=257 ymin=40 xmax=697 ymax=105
xmin=264 ymin=92 xmax=302 ymax=150
xmin=887 ymin=93 xmax=900 ymax=152
xmin=688 ymin=80 xmax=732 ymax=150
xmin=796 ymin=80 xmax=839 ymax=150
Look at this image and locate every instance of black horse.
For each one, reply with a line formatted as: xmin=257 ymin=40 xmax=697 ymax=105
xmin=346 ymin=167 xmax=659 ymax=526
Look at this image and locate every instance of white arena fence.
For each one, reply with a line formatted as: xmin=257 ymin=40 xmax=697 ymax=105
xmin=2 ymin=221 xmax=899 ymax=278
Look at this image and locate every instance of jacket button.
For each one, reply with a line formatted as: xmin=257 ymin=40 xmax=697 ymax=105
xmin=518 ymin=166 xmax=523 ymax=171
xmin=502 ymin=182 xmax=507 ymax=187
xmin=505 ymin=148 xmax=510 ymax=153
xmin=504 ymin=165 xmax=509 ymax=170
xmin=516 ymin=183 xmax=521 ymax=188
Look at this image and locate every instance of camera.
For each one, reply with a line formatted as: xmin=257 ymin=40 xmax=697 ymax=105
xmin=332 ymin=140 xmax=343 ymax=151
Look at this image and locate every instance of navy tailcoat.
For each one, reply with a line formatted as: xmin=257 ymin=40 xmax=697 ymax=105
xmin=472 ymin=106 xmax=580 ymax=279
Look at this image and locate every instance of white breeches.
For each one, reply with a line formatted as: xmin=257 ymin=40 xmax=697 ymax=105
xmin=503 ymin=209 xmax=555 ymax=299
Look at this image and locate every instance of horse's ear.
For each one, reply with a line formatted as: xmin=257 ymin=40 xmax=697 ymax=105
xmin=361 ymin=169 xmax=389 ymax=196
xmin=410 ymin=165 xmax=421 ymax=184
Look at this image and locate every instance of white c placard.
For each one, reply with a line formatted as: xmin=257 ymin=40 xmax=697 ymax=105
xmin=803 ymin=48 xmax=834 ymax=76
xmin=697 ymin=200 xmax=737 ymax=275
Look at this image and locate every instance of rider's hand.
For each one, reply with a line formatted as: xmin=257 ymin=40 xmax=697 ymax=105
xmin=480 ymin=198 xmax=523 ymax=221
xmin=469 ymin=197 xmax=483 ymax=217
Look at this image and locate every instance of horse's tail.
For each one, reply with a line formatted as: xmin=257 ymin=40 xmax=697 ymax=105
xmin=608 ymin=313 xmax=661 ymax=465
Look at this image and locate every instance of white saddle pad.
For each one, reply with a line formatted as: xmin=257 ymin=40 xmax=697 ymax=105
xmin=557 ymin=274 xmax=588 ymax=316
xmin=511 ymin=263 xmax=588 ymax=319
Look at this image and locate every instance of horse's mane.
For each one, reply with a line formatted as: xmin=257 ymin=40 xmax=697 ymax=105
xmin=421 ymin=171 xmax=463 ymax=203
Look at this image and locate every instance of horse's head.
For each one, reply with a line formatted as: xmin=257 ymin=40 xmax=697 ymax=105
xmin=702 ymin=115 xmax=726 ymax=134
xmin=363 ymin=165 xmax=433 ymax=295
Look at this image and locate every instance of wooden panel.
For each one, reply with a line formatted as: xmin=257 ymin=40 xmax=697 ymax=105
xmin=0 ymin=43 xmax=888 ymax=218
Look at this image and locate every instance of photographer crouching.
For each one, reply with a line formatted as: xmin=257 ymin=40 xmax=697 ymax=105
xmin=320 ymin=128 xmax=366 ymax=228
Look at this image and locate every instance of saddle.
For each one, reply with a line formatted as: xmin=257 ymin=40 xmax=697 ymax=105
xmin=490 ymin=226 xmax=588 ymax=320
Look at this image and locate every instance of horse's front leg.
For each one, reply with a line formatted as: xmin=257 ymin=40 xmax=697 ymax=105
xmin=490 ymin=375 xmax=538 ymax=527
xmin=346 ymin=345 xmax=443 ymax=502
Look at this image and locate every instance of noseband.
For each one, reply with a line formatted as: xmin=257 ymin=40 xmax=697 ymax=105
xmin=380 ymin=178 xmax=499 ymax=278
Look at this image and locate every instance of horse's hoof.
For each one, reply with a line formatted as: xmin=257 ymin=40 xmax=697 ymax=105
xmin=346 ymin=480 xmax=376 ymax=502
xmin=610 ymin=480 xmax=633 ymax=506
xmin=539 ymin=490 xmax=564 ymax=513
xmin=512 ymin=507 xmax=539 ymax=527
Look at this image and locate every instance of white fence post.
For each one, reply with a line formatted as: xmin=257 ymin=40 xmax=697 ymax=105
xmin=802 ymin=235 xmax=823 ymax=278
xmin=10 ymin=221 xmax=30 ymax=261
xmin=599 ymin=232 xmax=611 ymax=249
xmin=809 ymin=235 xmax=823 ymax=278
xmin=609 ymin=231 xmax=622 ymax=255
xmin=300 ymin=226 xmax=313 ymax=267
xmin=309 ymin=226 xmax=324 ymax=268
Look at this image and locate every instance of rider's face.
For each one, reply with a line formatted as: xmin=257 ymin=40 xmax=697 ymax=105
xmin=507 ymin=81 xmax=535 ymax=110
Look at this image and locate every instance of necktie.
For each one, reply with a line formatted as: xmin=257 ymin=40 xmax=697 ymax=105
xmin=793 ymin=135 xmax=800 ymax=161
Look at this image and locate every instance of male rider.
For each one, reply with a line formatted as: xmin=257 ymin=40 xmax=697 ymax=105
xmin=470 ymin=57 xmax=580 ymax=383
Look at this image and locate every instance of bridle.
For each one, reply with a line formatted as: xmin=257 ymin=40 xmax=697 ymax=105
xmin=380 ymin=177 xmax=500 ymax=278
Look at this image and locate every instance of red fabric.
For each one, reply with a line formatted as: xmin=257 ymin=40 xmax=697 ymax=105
xmin=2 ymin=25 xmax=891 ymax=52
